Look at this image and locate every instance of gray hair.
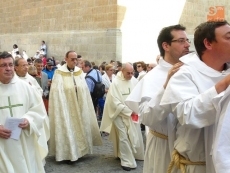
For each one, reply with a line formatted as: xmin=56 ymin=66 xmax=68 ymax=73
xmin=14 ymin=58 xmax=25 ymax=66
xmin=121 ymin=62 xmax=133 ymax=70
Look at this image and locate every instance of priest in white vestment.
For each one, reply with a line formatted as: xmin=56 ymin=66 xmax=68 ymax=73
xmin=48 ymin=51 xmax=102 ymax=162
xmin=100 ymin=63 xmax=144 ymax=171
xmin=14 ymin=58 xmax=50 ymax=144
xmin=125 ymin=24 xmax=189 ymax=173
xmin=160 ymin=20 xmax=230 ymax=173
xmin=0 ymin=51 xmax=48 ymax=173
xmin=14 ymin=58 xmax=43 ymax=96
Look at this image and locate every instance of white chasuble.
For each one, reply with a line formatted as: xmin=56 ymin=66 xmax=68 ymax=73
xmin=125 ymin=58 xmax=176 ymax=173
xmin=160 ymin=52 xmax=230 ymax=173
xmin=17 ymin=73 xmax=43 ymax=96
xmin=100 ymin=72 xmax=144 ymax=165
xmin=0 ymin=75 xmax=48 ymax=173
xmin=17 ymin=73 xmax=50 ymax=161
xmin=48 ymin=64 xmax=102 ymax=161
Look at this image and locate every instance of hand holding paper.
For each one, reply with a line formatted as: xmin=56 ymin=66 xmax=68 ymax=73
xmin=4 ymin=117 xmax=24 ymax=140
xmin=19 ymin=118 xmax=29 ymax=129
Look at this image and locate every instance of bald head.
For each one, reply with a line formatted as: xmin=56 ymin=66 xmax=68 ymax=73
xmin=147 ymin=63 xmax=157 ymax=72
xmin=122 ymin=63 xmax=134 ymax=80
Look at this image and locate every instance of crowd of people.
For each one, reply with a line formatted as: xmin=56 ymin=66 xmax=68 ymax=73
xmin=0 ymin=20 xmax=230 ymax=173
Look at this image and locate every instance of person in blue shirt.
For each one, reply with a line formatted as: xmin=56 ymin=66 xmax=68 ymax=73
xmin=42 ymin=58 xmax=56 ymax=80
xmin=82 ymin=60 xmax=102 ymax=112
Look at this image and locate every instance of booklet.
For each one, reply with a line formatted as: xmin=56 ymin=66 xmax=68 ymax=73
xmin=4 ymin=117 xmax=24 ymax=140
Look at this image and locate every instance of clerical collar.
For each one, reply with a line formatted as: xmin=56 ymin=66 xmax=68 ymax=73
xmin=67 ymin=66 xmax=75 ymax=72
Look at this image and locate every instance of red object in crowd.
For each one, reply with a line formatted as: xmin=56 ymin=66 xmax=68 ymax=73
xmin=131 ymin=113 xmax=138 ymax=122
xmin=42 ymin=57 xmax=47 ymax=66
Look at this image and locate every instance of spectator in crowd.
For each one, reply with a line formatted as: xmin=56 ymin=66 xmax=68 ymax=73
xmin=61 ymin=60 xmax=66 ymax=66
xmin=49 ymin=56 xmax=56 ymax=66
xmin=22 ymin=50 xmax=28 ymax=60
xmin=55 ymin=60 xmax=61 ymax=68
xmin=82 ymin=60 xmax=103 ymax=111
xmin=115 ymin=61 xmax=122 ymax=74
xmin=34 ymin=58 xmax=49 ymax=112
xmin=39 ymin=54 xmax=47 ymax=67
xmin=133 ymin=62 xmax=139 ymax=78
xmin=42 ymin=58 xmax=56 ymax=80
xmin=136 ymin=61 xmax=147 ymax=80
xmin=12 ymin=44 xmax=19 ymax=59
xmin=146 ymin=63 xmax=157 ymax=72
xmin=91 ymin=61 xmax=96 ymax=66
xmin=40 ymin=40 xmax=47 ymax=57
xmin=15 ymin=51 xmax=22 ymax=59
xmin=34 ymin=50 xmax=40 ymax=59
xmin=99 ymin=64 xmax=105 ymax=75
xmin=110 ymin=60 xmax=115 ymax=66
xmin=77 ymin=54 xmax=83 ymax=68
xmin=93 ymin=65 xmax=99 ymax=70
xmin=28 ymin=65 xmax=37 ymax=77
xmin=99 ymin=64 xmax=116 ymax=120
xmin=27 ymin=58 xmax=33 ymax=65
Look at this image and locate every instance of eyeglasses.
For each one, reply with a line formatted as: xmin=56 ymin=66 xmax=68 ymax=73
xmin=0 ymin=63 xmax=14 ymax=68
xmin=171 ymin=38 xmax=191 ymax=44
xmin=70 ymin=58 xmax=77 ymax=61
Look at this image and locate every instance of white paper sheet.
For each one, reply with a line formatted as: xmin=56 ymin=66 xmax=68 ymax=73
xmin=4 ymin=117 xmax=24 ymax=140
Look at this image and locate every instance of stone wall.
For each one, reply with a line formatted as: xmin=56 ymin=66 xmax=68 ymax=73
xmin=0 ymin=0 xmax=125 ymax=64
xmin=0 ymin=0 xmax=229 ymax=63
xmin=177 ymin=0 xmax=230 ymax=51
xmin=180 ymin=0 xmax=230 ymax=34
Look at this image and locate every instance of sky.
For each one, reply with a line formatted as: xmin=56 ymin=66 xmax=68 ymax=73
xmin=118 ymin=0 xmax=186 ymax=63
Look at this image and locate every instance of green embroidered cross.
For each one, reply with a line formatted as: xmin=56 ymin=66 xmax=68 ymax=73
xmin=122 ymin=88 xmax=130 ymax=95
xmin=0 ymin=96 xmax=23 ymax=117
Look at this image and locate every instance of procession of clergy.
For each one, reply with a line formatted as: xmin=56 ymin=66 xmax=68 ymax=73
xmin=1 ymin=20 xmax=230 ymax=173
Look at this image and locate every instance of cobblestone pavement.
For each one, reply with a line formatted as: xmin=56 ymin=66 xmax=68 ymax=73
xmin=45 ymin=132 xmax=145 ymax=173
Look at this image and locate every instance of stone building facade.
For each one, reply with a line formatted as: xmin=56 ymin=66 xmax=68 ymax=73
xmin=0 ymin=0 xmax=229 ymax=63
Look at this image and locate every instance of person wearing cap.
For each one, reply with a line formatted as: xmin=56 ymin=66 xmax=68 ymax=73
xmin=34 ymin=50 xmax=40 ymax=59
xmin=42 ymin=58 xmax=56 ymax=80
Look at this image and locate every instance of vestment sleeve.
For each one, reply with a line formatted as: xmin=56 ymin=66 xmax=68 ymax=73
xmin=161 ymin=72 xmax=218 ymax=128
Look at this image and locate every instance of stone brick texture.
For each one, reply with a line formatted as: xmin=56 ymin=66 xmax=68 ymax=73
xmin=0 ymin=0 xmax=230 ymax=63
xmin=0 ymin=0 xmax=124 ymax=64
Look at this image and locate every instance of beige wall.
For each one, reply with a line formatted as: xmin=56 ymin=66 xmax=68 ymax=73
xmin=178 ymin=0 xmax=230 ymax=52
xmin=0 ymin=0 xmax=229 ymax=63
xmin=0 ymin=0 xmax=125 ymax=64
xmin=180 ymin=1 xmax=230 ymax=34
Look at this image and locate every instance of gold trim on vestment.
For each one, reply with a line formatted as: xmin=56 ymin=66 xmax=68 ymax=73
xmin=167 ymin=149 xmax=206 ymax=173
xmin=56 ymin=69 xmax=82 ymax=76
xmin=149 ymin=129 xmax=168 ymax=140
